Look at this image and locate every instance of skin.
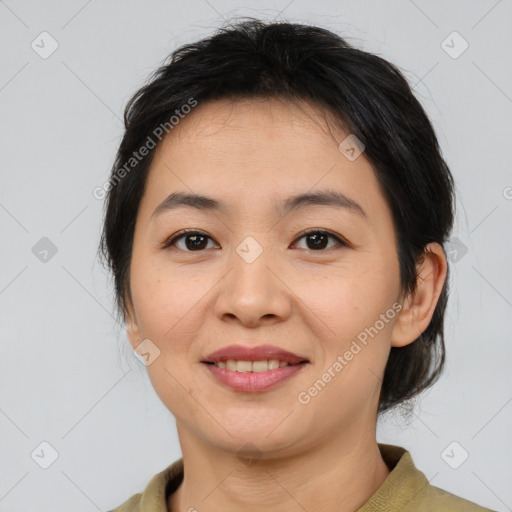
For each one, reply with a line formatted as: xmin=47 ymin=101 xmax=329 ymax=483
xmin=124 ymin=97 xmax=448 ymax=512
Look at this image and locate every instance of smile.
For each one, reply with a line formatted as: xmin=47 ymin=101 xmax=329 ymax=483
xmin=202 ymin=360 xmax=309 ymax=392
xmin=206 ymin=359 xmax=292 ymax=372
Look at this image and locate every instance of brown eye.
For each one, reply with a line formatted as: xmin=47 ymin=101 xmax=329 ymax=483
xmin=162 ymin=228 xmax=347 ymax=253
xmin=163 ymin=230 xmax=217 ymax=251
xmin=293 ymin=230 xmax=347 ymax=251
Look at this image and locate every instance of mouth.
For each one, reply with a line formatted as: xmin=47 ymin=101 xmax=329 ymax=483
xmin=201 ymin=344 xmax=310 ymax=392
xmin=201 ymin=343 xmax=309 ymax=368
xmin=202 ymin=359 xmax=307 ymax=372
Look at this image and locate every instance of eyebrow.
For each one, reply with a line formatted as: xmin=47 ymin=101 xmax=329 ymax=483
xmin=151 ymin=189 xmax=368 ymax=220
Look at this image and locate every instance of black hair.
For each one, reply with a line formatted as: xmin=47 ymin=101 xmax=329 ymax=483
xmin=98 ymin=18 xmax=455 ymax=414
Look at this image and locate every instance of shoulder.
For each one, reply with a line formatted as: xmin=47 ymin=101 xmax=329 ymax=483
xmin=107 ymin=458 xmax=184 ymax=512
xmin=357 ymin=444 xmax=495 ymax=512
xmin=408 ymin=481 xmax=496 ymax=511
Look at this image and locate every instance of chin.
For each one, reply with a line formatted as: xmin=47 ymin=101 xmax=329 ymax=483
xmin=213 ymin=424 xmax=304 ymax=454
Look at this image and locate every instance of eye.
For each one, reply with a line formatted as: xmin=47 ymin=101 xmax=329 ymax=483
xmin=162 ymin=229 xmax=218 ymax=251
xmin=292 ymin=229 xmax=347 ymax=251
xmin=162 ymin=228 xmax=348 ymax=252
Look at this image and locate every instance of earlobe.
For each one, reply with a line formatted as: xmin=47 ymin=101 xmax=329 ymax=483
xmin=390 ymin=243 xmax=448 ymax=348
xmin=126 ymin=321 xmax=140 ymax=351
xmin=124 ymin=303 xmax=141 ymax=351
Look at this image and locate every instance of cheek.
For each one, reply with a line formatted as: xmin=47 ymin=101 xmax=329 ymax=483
xmin=300 ymin=262 xmax=397 ymax=369
xmin=132 ymin=271 xmax=205 ymax=415
xmin=130 ymin=259 xmax=206 ymax=338
xmin=298 ymin=262 xmax=390 ymax=329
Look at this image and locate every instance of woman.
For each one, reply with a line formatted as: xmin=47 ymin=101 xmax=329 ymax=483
xmin=100 ymin=18 xmax=494 ymax=512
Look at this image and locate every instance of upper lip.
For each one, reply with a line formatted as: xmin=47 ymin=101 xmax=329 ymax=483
xmin=202 ymin=344 xmax=309 ymax=365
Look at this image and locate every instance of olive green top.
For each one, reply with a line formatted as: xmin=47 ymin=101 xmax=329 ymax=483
xmin=108 ymin=443 xmax=495 ymax=511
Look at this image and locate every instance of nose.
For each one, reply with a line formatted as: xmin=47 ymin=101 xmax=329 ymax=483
xmin=213 ymin=241 xmax=292 ymax=328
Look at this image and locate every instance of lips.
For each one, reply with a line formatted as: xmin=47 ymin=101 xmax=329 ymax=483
xmin=201 ymin=344 xmax=309 ymax=392
xmin=201 ymin=344 xmax=310 ymax=392
xmin=202 ymin=344 xmax=309 ymax=365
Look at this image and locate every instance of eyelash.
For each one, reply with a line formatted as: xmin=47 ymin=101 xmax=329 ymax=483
xmin=161 ymin=228 xmax=348 ymax=252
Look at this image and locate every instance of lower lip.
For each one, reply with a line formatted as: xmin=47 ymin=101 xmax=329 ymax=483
xmin=202 ymin=362 xmax=308 ymax=392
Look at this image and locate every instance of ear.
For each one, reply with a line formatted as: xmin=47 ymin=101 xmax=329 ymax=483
xmin=391 ymin=242 xmax=448 ymax=348
xmin=125 ymin=300 xmax=141 ymax=351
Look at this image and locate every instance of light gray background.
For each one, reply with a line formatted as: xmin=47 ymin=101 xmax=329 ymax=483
xmin=1 ymin=1 xmax=511 ymax=510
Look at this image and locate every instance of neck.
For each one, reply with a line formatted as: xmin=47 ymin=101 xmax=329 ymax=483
xmin=168 ymin=424 xmax=390 ymax=512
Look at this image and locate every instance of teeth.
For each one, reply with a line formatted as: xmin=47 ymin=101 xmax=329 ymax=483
xmin=236 ymin=360 xmax=252 ymax=372
xmin=252 ymin=360 xmax=269 ymax=373
xmin=215 ymin=359 xmax=290 ymax=372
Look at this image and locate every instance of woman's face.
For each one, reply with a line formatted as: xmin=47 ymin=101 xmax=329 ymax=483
xmin=125 ymin=98 xmax=415 ymax=457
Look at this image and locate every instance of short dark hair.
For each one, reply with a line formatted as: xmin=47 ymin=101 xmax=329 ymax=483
xmin=98 ymin=18 xmax=455 ymax=414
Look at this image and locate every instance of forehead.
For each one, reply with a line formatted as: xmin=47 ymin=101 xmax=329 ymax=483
xmin=167 ymin=97 xmax=347 ymax=150
xmin=139 ymin=98 xmax=390 ymax=228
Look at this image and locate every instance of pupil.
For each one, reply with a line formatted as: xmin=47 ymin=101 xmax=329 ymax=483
xmin=308 ymin=233 xmax=327 ymax=250
xmin=183 ymin=233 xmax=328 ymax=251
xmin=186 ymin=234 xmax=207 ymax=250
